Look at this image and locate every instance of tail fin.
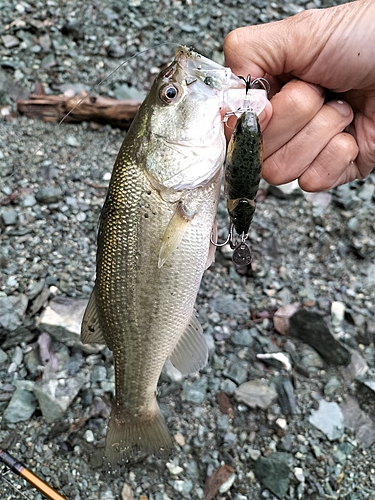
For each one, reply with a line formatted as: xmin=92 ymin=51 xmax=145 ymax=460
xmin=104 ymin=404 xmax=173 ymax=468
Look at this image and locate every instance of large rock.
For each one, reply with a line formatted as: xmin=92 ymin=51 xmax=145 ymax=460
xmin=32 ymin=370 xmax=89 ymax=422
xmin=254 ymin=452 xmax=293 ymax=499
xmin=289 ymin=308 xmax=351 ymax=366
xmin=3 ymin=388 xmax=37 ymax=423
xmin=309 ymin=400 xmax=344 ymax=440
xmin=37 ymin=296 xmax=104 ymax=353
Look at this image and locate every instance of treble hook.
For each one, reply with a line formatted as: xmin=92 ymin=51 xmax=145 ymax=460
xmin=210 ymin=225 xmax=252 ymax=266
xmin=238 ymin=74 xmax=271 ymax=95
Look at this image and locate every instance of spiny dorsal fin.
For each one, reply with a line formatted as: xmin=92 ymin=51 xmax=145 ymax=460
xmin=81 ymin=288 xmax=107 ymax=346
xmin=169 ymin=312 xmax=208 ymax=375
xmin=158 ymin=202 xmax=196 ymax=268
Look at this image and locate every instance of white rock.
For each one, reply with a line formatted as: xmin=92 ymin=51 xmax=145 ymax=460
xmin=294 ymin=467 xmax=305 ymax=482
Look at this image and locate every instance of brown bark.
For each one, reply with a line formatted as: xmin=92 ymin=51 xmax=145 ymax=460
xmin=16 ymin=88 xmax=141 ymax=129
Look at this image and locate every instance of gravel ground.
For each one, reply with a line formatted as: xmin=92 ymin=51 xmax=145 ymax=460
xmin=1 ymin=0 xmax=375 ymax=499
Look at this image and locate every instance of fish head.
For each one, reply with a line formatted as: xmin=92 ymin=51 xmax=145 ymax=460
xmin=140 ymin=46 xmax=240 ymax=191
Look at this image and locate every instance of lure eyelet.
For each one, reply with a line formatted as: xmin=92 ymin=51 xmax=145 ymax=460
xmin=159 ymin=83 xmax=182 ymax=104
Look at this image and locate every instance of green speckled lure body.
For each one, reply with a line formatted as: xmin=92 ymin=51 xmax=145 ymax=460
xmin=224 ymin=110 xmax=263 ymax=265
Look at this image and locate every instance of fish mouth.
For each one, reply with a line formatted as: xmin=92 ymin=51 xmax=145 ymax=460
xmin=173 ymin=46 xmax=241 ymax=92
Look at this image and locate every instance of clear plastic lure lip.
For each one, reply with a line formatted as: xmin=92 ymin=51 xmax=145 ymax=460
xmin=175 ymin=46 xmax=270 ymax=120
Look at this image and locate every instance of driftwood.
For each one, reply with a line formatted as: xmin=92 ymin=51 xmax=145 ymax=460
xmin=16 ymin=84 xmax=141 ymax=129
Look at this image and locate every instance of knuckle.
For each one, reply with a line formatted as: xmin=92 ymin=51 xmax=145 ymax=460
xmin=282 ymin=83 xmax=322 ymax=119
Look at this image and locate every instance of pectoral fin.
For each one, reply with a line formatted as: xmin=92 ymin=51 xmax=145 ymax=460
xmin=158 ymin=202 xmax=196 ymax=268
xmin=81 ymin=289 xmax=108 ymax=347
xmin=169 ymin=312 xmax=208 ymax=374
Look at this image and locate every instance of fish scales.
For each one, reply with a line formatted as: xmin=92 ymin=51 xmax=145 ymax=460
xmin=80 ymin=46 xmax=238 ymax=467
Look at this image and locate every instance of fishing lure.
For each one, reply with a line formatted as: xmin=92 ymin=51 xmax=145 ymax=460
xmin=214 ymin=75 xmax=268 ymax=266
xmin=225 ymin=108 xmax=263 ymax=266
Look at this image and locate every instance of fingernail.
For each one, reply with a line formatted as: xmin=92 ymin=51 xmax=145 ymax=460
xmin=326 ymin=99 xmax=352 ymax=117
xmin=307 ymin=83 xmax=325 ymax=96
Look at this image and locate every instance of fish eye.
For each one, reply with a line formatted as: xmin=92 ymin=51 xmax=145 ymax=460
xmin=159 ymin=83 xmax=181 ymax=104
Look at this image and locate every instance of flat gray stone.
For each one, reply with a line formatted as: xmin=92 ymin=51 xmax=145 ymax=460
xmin=235 ymin=379 xmax=277 ymax=410
xmin=32 ymin=371 xmax=88 ymax=423
xmin=309 ymin=400 xmax=344 ymax=440
xmin=37 ymin=297 xmax=104 ymax=353
xmin=3 ymin=388 xmax=37 ymax=423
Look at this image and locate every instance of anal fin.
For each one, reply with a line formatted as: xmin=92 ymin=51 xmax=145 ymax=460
xmin=81 ymin=288 xmax=107 ymax=347
xmin=169 ymin=312 xmax=208 ymax=375
xmin=158 ymin=202 xmax=195 ymax=268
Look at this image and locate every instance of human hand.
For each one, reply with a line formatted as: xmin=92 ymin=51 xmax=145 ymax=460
xmin=224 ymin=0 xmax=375 ymax=191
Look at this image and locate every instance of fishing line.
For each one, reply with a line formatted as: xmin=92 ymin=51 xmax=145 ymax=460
xmin=4 ymin=41 xmax=181 ymax=183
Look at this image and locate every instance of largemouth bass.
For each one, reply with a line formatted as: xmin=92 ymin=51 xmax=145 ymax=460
xmin=81 ymin=46 xmax=241 ymax=467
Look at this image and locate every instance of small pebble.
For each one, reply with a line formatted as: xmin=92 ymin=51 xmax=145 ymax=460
xmin=84 ymin=429 xmax=95 ymax=443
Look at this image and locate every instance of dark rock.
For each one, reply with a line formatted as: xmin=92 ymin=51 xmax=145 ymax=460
xmin=35 ymin=187 xmax=63 ymax=204
xmin=2 ymin=326 xmax=35 ymax=349
xmin=289 ymin=309 xmax=351 ymax=366
xmin=355 ymin=380 xmax=375 ymax=414
xmin=254 ymin=452 xmax=293 ymax=499
xmin=274 ymin=376 xmax=298 ymax=415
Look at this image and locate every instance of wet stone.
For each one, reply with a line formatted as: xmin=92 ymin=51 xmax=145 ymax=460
xmin=209 ymin=296 xmax=249 ymax=316
xmin=309 ymin=400 xmax=344 ymax=440
xmin=1 ymin=208 xmax=17 ymax=226
xmin=3 ymin=388 xmax=37 ymax=423
xmin=32 ymin=371 xmax=88 ymax=422
xmin=0 ymin=294 xmax=28 ymax=333
xmin=289 ymin=308 xmax=351 ymax=366
xmin=90 ymin=365 xmax=107 ymax=383
xmin=38 ymin=297 xmax=103 ymax=354
xmin=0 ymin=349 xmax=8 ymax=364
xmin=274 ymin=376 xmax=298 ymax=416
xmin=181 ymin=376 xmax=207 ymax=404
xmin=35 ymin=186 xmax=63 ymax=204
xmin=223 ymin=362 xmax=247 ymax=385
xmin=220 ymin=378 xmax=237 ymax=394
xmin=65 ymin=135 xmax=80 ymax=147
xmin=22 ymin=194 xmax=37 ymax=207
xmin=324 ymin=376 xmax=341 ymax=396
xmin=254 ymin=452 xmax=293 ymax=499
xmin=235 ymin=379 xmax=278 ymax=410
xmin=230 ymin=329 xmax=254 ymax=346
